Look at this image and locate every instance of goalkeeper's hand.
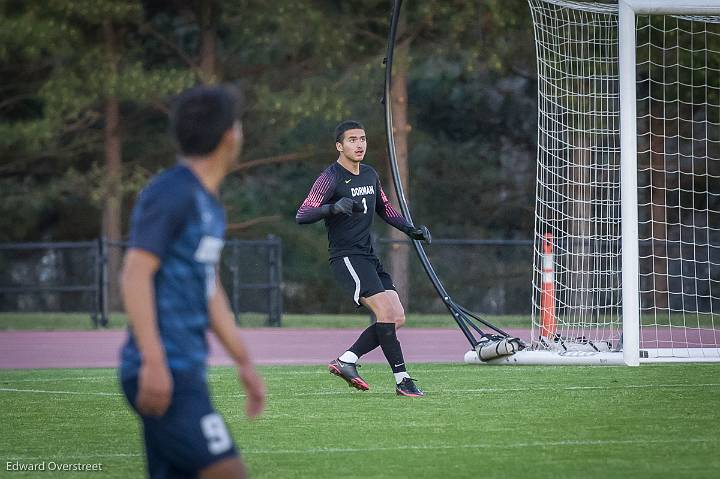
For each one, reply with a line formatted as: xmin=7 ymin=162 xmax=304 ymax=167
xmin=407 ymin=225 xmax=432 ymax=244
xmin=329 ymin=197 xmax=354 ymax=216
xmin=352 ymin=200 xmax=365 ymax=212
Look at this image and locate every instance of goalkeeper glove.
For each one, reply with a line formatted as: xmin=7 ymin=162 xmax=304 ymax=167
xmin=406 ymin=225 xmax=432 ymax=244
xmin=352 ymin=200 xmax=365 ymax=212
xmin=329 ymin=197 xmax=354 ymax=216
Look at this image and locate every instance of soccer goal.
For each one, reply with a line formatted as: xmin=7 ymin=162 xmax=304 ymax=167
xmin=468 ymin=0 xmax=720 ymax=365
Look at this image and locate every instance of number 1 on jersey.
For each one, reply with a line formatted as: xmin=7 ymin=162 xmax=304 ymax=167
xmin=362 ymin=197 xmax=367 ymax=214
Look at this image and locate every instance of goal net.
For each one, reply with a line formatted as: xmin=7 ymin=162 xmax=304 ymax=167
xmin=526 ymin=0 xmax=720 ymax=363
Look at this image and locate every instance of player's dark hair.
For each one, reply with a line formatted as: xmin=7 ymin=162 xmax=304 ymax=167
xmin=334 ymin=120 xmax=365 ymax=143
xmin=171 ymin=85 xmax=244 ymax=156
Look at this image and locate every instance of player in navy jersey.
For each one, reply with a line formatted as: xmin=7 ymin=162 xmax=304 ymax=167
xmin=119 ymin=85 xmax=265 ymax=479
xmin=296 ymin=120 xmax=431 ymax=397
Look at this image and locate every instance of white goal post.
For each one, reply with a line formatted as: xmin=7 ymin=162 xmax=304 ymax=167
xmin=467 ymin=0 xmax=720 ymax=365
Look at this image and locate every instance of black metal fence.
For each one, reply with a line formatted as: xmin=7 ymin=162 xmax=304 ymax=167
xmin=0 ymin=240 xmax=104 ymax=322
xmin=220 ymin=237 xmax=283 ymax=326
xmin=374 ymin=237 xmax=534 ymax=315
xmin=0 ymin=237 xmax=283 ymax=327
xmin=1 ymin=236 xmax=534 ymax=322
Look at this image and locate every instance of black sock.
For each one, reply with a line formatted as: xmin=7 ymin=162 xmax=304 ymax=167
xmin=376 ymin=322 xmax=407 ymax=373
xmin=348 ymin=323 xmax=380 ymax=357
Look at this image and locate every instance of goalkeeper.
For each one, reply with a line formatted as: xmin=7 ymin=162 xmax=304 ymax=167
xmin=296 ymin=120 xmax=431 ymax=397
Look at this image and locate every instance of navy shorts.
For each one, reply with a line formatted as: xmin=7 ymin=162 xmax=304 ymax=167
xmin=330 ymin=255 xmax=395 ymax=306
xmin=121 ymin=370 xmax=238 ymax=479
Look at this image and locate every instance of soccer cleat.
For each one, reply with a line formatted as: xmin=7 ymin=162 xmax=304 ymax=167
xmin=395 ymin=377 xmax=424 ymax=397
xmin=328 ymin=359 xmax=369 ymax=391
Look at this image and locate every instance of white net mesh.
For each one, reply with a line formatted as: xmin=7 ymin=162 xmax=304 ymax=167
xmin=528 ymin=0 xmax=720 ymax=359
xmin=637 ymin=13 xmax=720 ymax=356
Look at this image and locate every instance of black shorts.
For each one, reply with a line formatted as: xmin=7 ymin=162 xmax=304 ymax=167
xmin=330 ymin=255 xmax=396 ymax=306
xmin=121 ymin=369 xmax=238 ymax=478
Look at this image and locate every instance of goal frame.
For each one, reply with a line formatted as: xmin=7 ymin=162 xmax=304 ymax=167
xmin=619 ymin=0 xmax=720 ymax=365
xmin=467 ymin=0 xmax=720 ymax=366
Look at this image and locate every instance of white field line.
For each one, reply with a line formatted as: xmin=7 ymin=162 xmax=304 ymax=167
xmin=1 ymin=382 xmax=718 ymax=399
xmin=446 ymin=383 xmax=720 ymax=393
xmin=3 ymin=437 xmax=715 ymax=463
xmin=0 ymin=368 xmax=466 ymax=383
xmin=0 ymin=388 xmax=121 ymax=396
xmin=245 ymin=437 xmax=716 ymax=454
xmin=3 ymin=453 xmax=143 ymax=461
xmin=0 ymin=376 xmax=118 ymax=383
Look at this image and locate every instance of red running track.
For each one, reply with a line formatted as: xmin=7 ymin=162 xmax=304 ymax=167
xmin=0 ymin=328 xmax=532 ymax=369
xmin=2 ymin=327 xmax=717 ymax=369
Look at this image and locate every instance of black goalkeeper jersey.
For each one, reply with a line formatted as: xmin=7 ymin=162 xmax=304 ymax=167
xmin=296 ymin=162 xmax=412 ymax=259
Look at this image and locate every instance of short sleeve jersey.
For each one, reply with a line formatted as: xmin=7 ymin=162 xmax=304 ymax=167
xmin=120 ymin=164 xmax=226 ymax=379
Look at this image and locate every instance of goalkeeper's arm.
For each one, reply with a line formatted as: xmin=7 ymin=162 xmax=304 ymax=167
xmin=296 ymin=169 xmax=356 ymax=224
xmin=297 ymin=198 xmax=355 ymax=224
xmin=375 ymin=179 xmax=432 ymax=244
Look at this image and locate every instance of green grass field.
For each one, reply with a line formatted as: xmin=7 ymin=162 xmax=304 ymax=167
xmin=1 ymin=363 xmax=719 ymax=478
xmin=0 ymin=313 xmax=531 ymax=330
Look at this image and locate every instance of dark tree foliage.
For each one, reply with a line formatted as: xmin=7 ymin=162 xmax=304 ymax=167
xmin=0 ymin=0 xmax=539 ymax=312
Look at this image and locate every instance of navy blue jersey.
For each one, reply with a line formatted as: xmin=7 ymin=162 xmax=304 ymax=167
xmin=120 ymin=164 xmax=226 ymax=379
xmin=296 ymin=162 xmax=412 ymax=259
